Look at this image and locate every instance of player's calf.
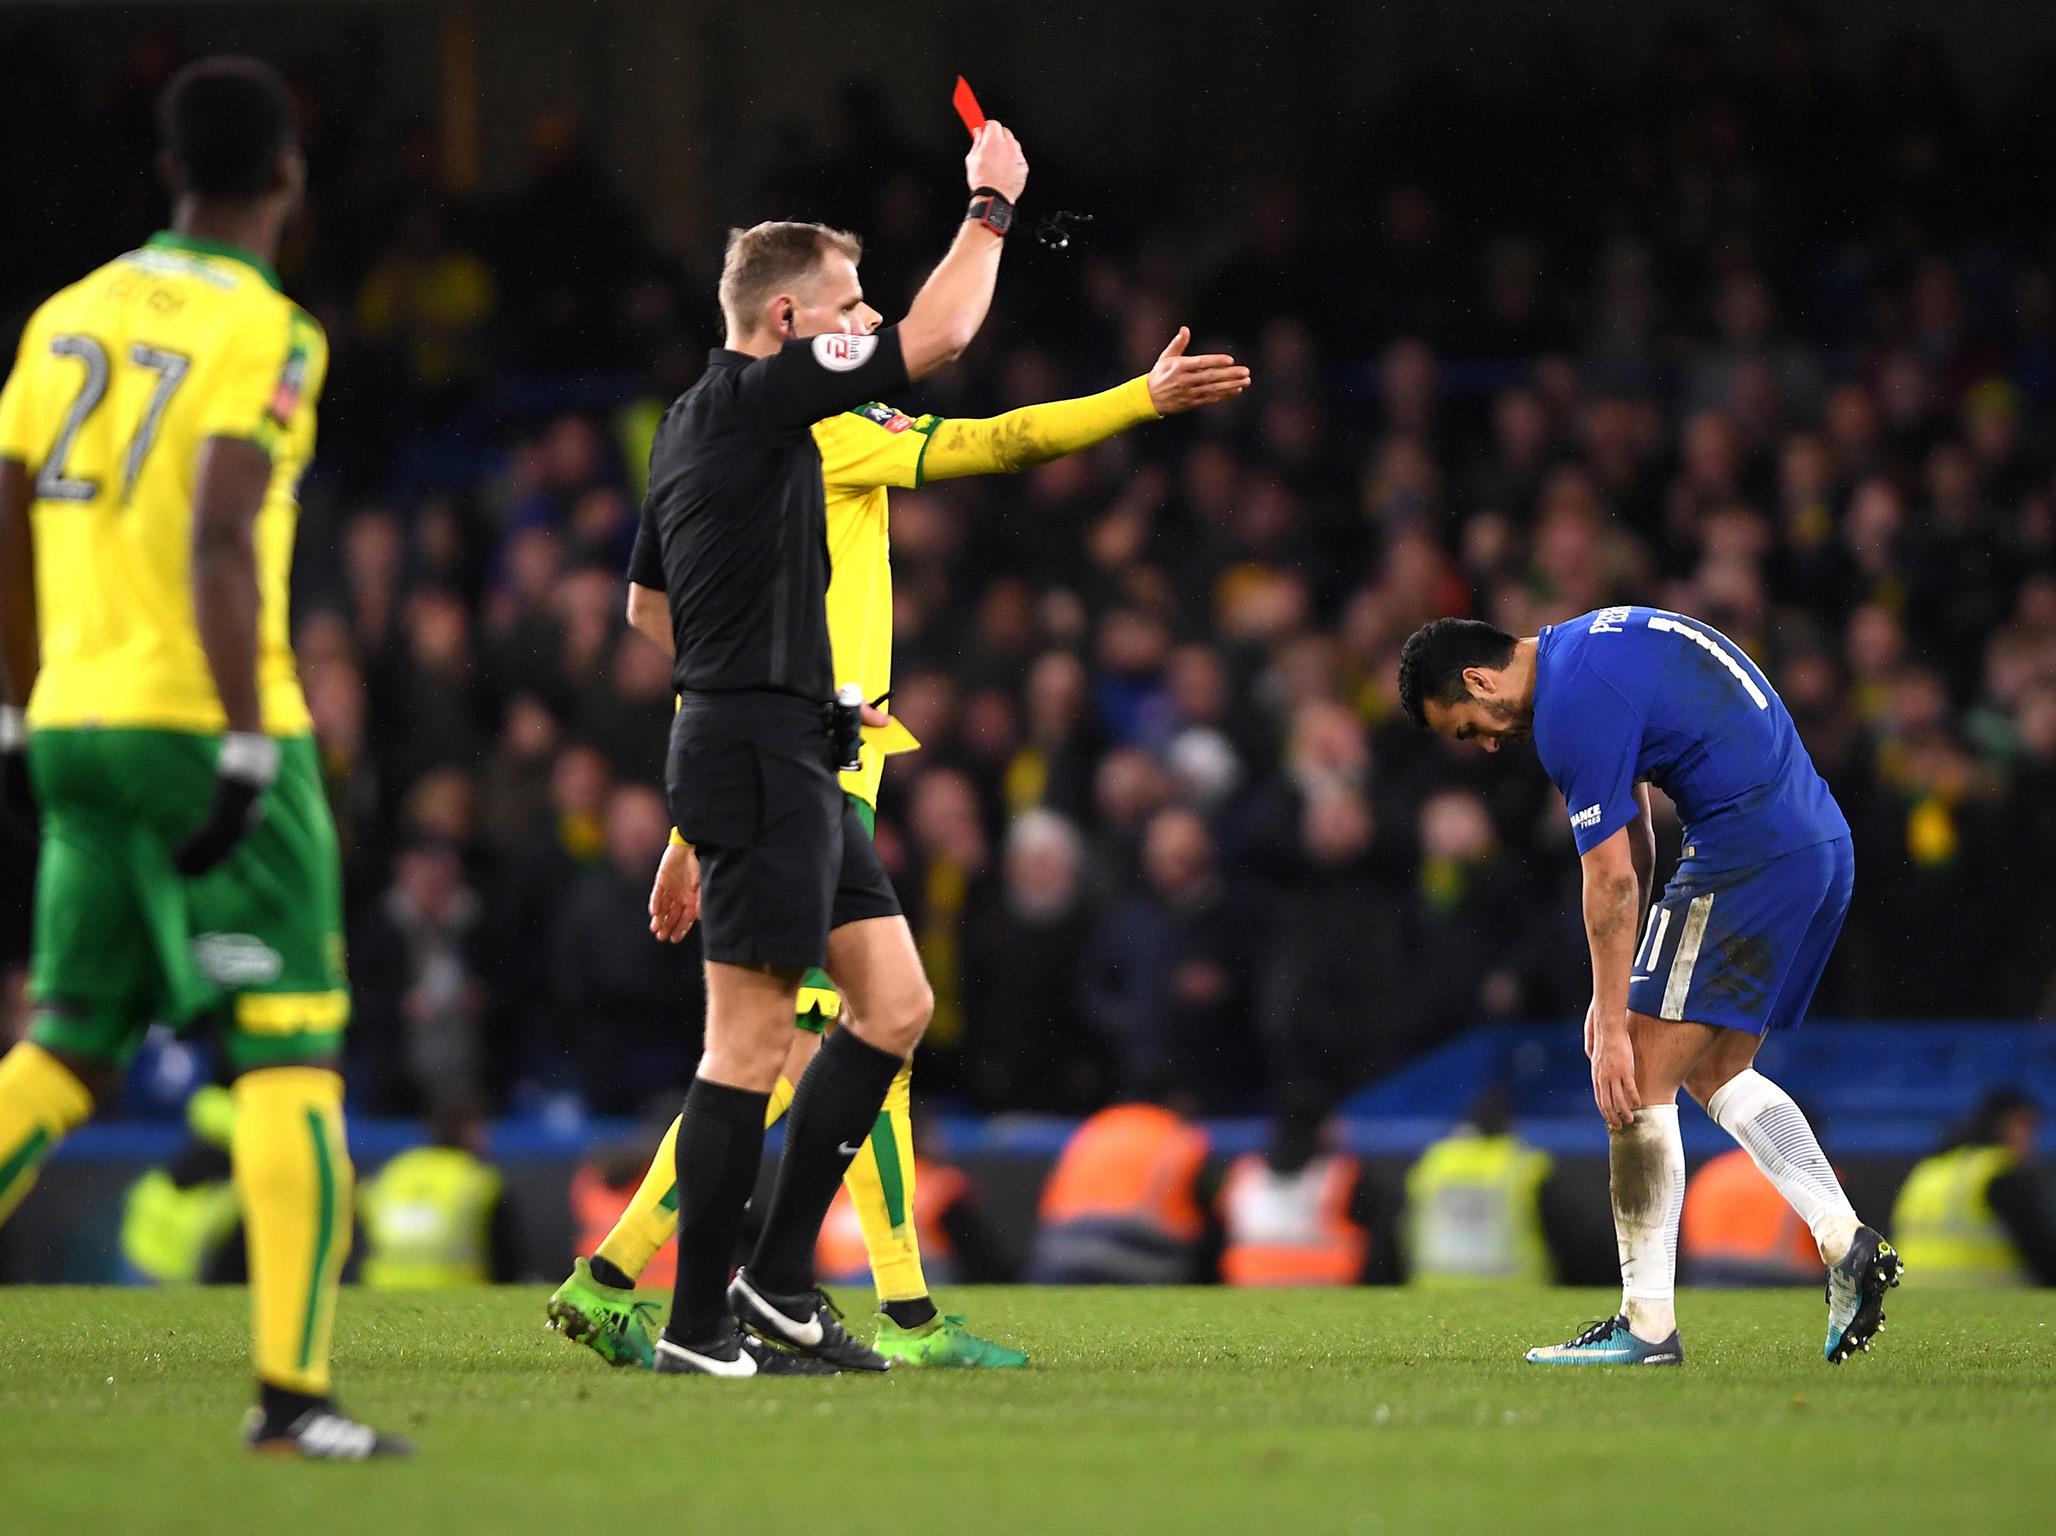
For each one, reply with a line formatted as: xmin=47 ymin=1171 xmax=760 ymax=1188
xmin=0 ymin=1040 xmax=99 ymax=1225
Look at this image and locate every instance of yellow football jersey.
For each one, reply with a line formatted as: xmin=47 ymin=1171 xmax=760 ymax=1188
xmin=0 ymin=231 xmax=326 ymax=736
xmin=811 ymin=401 xmax=936 ymax=807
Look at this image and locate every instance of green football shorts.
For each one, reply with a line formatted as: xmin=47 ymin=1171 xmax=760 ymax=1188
xmin=26 ymin=729 xmax=350 ymax=1073
xmin=794 ymin=793 xmax=877 ymax=1034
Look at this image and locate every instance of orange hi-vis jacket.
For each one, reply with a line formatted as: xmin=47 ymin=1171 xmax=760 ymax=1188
xmin=570 ymin=1161 xmax=675 ymax=1290
xmin=1032 ymin=1104 xmax=1210 ymax=1283
xmin=1681 ymin=1146 xmax=1821 ymax=1284
xmin=1218 ymin=1151 xmax=1369 ymax=1286
xmin=817 ymin=1156 xmax=970 ymax=1287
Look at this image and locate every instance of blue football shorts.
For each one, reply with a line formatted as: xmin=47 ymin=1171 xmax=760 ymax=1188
xmin=1626 ymin=836 xmax=1854 ymax=1036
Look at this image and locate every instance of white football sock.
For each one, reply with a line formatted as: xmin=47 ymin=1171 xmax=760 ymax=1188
xmin=1611 ymin=1103 xmax=1684 ymax=1342
xmin=1705 ymin=1068 xmax=1861 ymax=1265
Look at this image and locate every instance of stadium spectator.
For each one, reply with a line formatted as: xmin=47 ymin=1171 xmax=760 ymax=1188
xmin=1892 ymin=1090 xmax=2056 ymax=1286
xmin=352 ymin=839 xmax=489 ymax=1115
xmin=359 ymin=1095 xmax=520 ymax=1287
xmin=353 ymin=198 xmax=496 ymax=416
xmin=1083 ymin=807 xmax=1254 ymax=1111
xmin=118 ymin=1086 xmax=241 ymax=1286
xmin=1403 ymin=1088 xmax=1559 ymax=1286
xmin=1241 ymin=702 xmax=1419 ymax=1090
xmin=1031 ymin=1102 xmax=1213 ymax=1284
xmin=549 ymin=785 xmax=697 ymax=1115
xmin=1412 ymin=787 xmax=1534 ymax=1036
xmin=1218 ymin=1087 xmax=1372 ymax=1285
xmin=1683 ymin=1143 xmax=1829 ymax=1288
xmin=960 ymin=808 xmax=1101 ymax=1113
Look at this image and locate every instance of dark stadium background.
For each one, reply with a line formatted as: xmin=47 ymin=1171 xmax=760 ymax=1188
xmin=3 ymin=0 xmax=2054 ymax=1279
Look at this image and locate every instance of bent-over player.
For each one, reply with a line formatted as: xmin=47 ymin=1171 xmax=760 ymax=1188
xmin=1399 ymin=609 xmax=1900 ymax=1365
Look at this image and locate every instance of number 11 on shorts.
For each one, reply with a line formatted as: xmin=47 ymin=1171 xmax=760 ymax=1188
xmin=1633 ymin=905 xmax=1671 ymax=980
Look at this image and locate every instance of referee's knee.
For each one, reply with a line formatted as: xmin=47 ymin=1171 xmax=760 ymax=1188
xmin=854 ymin=980 xmax=932 ymax=1057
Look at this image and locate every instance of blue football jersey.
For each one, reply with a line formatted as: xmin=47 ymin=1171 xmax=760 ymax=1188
xmin=1531 ymin=606 xmax=1849 ymax=874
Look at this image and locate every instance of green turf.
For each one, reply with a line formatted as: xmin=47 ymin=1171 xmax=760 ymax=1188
xmin=3 ymin=1285 xmax=2049 ymax=1534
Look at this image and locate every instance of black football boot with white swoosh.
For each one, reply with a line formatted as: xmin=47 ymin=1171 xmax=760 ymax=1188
xmin=243 ymin=1402 xmax=414 ymax=1460
xmin=654 ymin=1322 xmax=840 ymax=1377
xmin=728 ymin=1269 xmax=891 ymax=1371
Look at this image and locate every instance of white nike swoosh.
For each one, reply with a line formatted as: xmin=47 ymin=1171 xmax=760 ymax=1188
xmin=737 ymin=1275 xmax=824 ymax=1346
xmin=837 ymin=1141 xmax=864 ymax=1157
xmin=656 ymin=1338 xmax=757 ymax=1377
xmin=1630 ymin=974 xmax=1653 ymax=983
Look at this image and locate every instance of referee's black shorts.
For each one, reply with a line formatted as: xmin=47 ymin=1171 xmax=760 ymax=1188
xmin=665 ymin=691 xmax=901 ymax=971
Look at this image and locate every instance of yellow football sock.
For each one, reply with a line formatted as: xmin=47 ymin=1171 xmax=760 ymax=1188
xmin=593 ymin=1113 xmax=682 ymax=1281
xmin=842 ymin=1059 xmax=927 ymax=1303
xmin=0 ymin=1042 xmax=95 ymax=1226
xmin=591 ymin=1076 xmax=801 ymax=1284
xmin=587 ymin=1063 xmax=916 ymax=1294
xmin=233 ymin=1067 xmax=351 ymax=1398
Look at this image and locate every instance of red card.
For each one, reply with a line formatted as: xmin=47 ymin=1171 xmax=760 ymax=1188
xmin=952 ymin=75 xmax=986 ymax=136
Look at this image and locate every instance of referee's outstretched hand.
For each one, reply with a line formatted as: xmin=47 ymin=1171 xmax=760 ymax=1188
xmin=1147 ymin=327 xmax=1253 ymax=416
xmin=649 ymin=839 xmax=702 ymax=943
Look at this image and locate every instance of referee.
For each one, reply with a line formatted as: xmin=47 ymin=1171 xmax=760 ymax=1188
xmin=638 ymin=123 xmax=1028 ymax=1376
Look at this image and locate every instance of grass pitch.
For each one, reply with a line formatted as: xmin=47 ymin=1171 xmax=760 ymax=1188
xmin=3 ymin=1285 xmax=2049 ymax=1535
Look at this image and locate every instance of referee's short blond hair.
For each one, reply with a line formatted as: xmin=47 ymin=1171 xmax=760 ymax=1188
xmin=719 ymin=221 xmax=863 ymax=333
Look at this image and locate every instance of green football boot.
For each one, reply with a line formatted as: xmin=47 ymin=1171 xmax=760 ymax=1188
xmin=546 ymin=1258 xmax=660 ymax=1369
xmin=872 ymin=1312 xmax=1029 ymax=1369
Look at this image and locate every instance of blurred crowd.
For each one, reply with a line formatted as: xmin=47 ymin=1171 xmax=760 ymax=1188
xmin=7 ymin=19 xmax=2056 ymax=1121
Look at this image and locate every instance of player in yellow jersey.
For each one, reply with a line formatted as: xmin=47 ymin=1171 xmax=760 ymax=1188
xmin=545 ymin=299 xmax=1249 ymax=1367
xmin=0 ymin=58 xmax=407 ymax=1458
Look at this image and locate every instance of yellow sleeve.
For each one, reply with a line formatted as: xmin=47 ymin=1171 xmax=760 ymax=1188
xmin=919 ymin=375 xmax=1158 ymax=481
xmin=0 ymin=309 xmax=51 ymax=465
xmin=813 ymin=404 xmax=934 ymax=491
xmin=194 ymin=303 xmax=326 ymax=458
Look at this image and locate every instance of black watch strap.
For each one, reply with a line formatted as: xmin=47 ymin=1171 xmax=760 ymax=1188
xmin=967 ymin=189 xmax=1015 ymax=238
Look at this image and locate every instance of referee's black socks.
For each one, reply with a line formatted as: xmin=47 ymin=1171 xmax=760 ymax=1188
xmin=751 ymin=1028 xmax=904 ymax=1295
xmin=665 ymin=1077 xmax=770 ymax=1348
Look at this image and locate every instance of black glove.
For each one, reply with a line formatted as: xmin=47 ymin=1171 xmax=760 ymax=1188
xmin=0 ymin=706 xmax=34 ymax=843
xmin=173 ymin=731 xmax=279 ymax=877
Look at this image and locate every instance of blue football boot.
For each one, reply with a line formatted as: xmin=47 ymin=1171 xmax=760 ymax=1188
xmin=1525 ymin=1314 xmax=1684 ymax=1366
xmin=1825 ymin=1226 xmax=1902 ymax=1364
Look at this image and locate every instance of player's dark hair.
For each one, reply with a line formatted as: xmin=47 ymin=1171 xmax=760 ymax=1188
xmin=157 ymin=56 xmax=297 ymax=202
xmin=1396 ymin=617 xmax=1517 ymax=728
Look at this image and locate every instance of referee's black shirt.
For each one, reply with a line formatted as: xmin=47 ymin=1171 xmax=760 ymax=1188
xmin=631 ymin=329 xmax=911 ymax=699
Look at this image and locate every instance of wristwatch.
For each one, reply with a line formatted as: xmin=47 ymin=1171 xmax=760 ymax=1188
xmin=967 ymin=187 xmax=1015 ymax=238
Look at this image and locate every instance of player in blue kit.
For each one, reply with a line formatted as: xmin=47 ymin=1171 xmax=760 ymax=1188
xmin=1398 ymin=608 xmax=1901 ymax=1366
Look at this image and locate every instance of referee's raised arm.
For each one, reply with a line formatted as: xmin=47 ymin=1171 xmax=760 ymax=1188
xmin=897 ymin=121 xmax=1028 ymax=377
xmin=732 ymin=122 xmax=1028 ymax=433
